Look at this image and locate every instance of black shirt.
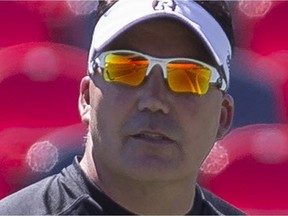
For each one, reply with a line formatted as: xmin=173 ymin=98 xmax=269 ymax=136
xmin=0 ymin=157 xmax=244 ymax=215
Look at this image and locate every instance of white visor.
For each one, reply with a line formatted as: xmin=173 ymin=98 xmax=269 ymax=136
xmin=89 ymin=0 xmax=232 ymax=90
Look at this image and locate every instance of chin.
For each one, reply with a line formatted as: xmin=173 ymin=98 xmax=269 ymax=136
xmin=120 ymin=156 xmax=189 ymax=182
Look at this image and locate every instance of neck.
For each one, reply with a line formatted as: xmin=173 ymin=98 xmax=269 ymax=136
xmin=80 ymin=148 xmax=197 ymax=215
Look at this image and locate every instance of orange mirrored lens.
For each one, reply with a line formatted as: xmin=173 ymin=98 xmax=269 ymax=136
xmin=167 ymin=61 xmax=211 ymax=95
xmin=103 ymin=53 xmax=148 ymax=86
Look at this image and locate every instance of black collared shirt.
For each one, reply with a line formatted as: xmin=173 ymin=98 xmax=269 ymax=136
xmin=0 ymin=157 xmax=244 ymax=215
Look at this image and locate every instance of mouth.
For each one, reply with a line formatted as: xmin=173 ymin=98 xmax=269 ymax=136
xmin=131 ymin=131 xmax=175 ymax=144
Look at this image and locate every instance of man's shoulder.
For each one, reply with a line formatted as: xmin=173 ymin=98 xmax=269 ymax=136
xmin=0 ymin=163 xmax=91 ymax=215
xmin=0 ymin=174 xmax=58 ymax=214
xmin=198 ymin=186 xmax=245 ymax=215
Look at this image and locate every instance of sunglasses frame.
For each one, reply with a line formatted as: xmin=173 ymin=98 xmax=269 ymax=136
xmin=90 ymin=50 xmax=225 ymax=93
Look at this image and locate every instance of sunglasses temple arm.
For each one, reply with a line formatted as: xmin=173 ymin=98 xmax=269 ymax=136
xmin=216 ymin=65 xmax=228 ymax=92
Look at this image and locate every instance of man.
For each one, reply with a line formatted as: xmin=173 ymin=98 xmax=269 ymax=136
xmin=0 ymin=0 xmax=243 ymax=214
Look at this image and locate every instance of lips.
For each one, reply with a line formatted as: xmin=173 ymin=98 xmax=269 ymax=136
xmin=122 ymin=113 xmax=179 ymax=145
xmin=131 ymin=131 xmax=175 ymax=144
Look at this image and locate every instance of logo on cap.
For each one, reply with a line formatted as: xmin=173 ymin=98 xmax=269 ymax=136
xmin=152 ymin=0 xmax=176 ymax=11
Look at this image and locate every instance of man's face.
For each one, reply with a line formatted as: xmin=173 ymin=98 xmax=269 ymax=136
xmin=82 ymin=18 xmax=233 ymax=182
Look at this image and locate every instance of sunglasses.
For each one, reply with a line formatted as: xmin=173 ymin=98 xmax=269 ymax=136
xmin=91 ymin=50 xmax=223 ymax=95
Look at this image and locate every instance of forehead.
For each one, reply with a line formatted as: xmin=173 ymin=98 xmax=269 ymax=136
xmin=104 ymin=17 xmax=213 ymax=63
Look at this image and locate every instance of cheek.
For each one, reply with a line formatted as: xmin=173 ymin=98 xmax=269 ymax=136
xmin=180 ymin=97 xmax=221 ymax=135
xmin=178 ymin=97 xmax=222 ymax=163
xmin=90 ymin=83 xmax=137 ymax=143
xmin=89 ymin=84 xmax=142 ymax=171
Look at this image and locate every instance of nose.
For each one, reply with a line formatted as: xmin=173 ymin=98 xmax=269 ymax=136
xmin=137 ymin=65 xmax=170 ymax=114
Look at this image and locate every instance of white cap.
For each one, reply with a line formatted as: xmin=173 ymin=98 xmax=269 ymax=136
xmin=89 ymin=0 xmax=232 ymax=90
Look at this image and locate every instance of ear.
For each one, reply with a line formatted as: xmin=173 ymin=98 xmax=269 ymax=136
xmin=79 ymin=76 xmax=91 ymax=125
xmin=216 ymin=94 xmax=234 ymax=140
